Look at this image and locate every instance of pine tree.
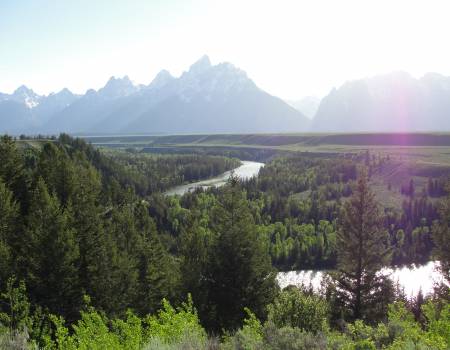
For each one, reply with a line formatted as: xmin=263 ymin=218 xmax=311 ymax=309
xmin=69 ymin=164 xmax=122 ymax=316
xmin=0 ymin=135 xmax=30 ymax=214
xmin=103 ymin=205 xmax=140 ymax=317
xmin=134 ymin=202 xmax=178 ymax=316
xmin=179 ymin=218 xmax=210 ymax=317
xmin=36 ymin=142 xmax=76 ymax=207
xmin=205 ymin=175 xmax=277 ymax=332
xmin=330 ymin=169 xmax=393 ymax=322
xmin=0 ymin=179 xmax=19 ymax=287
xmin=22 ymin=178 xmax=81 ymax=321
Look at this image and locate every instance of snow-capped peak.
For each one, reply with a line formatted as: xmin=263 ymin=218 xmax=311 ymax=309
xmin=12 ymin=85 xmax=41 ymax=108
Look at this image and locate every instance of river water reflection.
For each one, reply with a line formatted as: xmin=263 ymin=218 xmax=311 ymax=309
xmin=165 ymin=161 xmax=264 ymax=196
xmin=277 ymin=261 xmax=446 ymax=296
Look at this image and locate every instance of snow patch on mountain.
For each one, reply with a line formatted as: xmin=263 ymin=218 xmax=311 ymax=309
xmin=12 ymin=85 xmax=42 ymax=109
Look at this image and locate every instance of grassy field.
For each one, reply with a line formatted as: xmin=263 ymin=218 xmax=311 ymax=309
xmin=82 ymin=132 xmax=450 ymax=165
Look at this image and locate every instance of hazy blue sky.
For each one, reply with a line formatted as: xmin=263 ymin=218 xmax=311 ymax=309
xmin=1 ymin=0 xmax=450 ymax=99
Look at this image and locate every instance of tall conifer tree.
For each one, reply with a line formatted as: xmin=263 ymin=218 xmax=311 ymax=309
xmin=134 ymin=202 xmax=178 ymax=315
xmin=22 ymin=178 xmax=81 ymax=321
xmin=206 ymin=175 xmax=276 ymax=331
xmin=0 ymin=179 xmax=19 ymax=287
xmin=0 ymin=135 xmax=30 ymax=214
xmin=331 ymin=169 xmax=393 ymax=322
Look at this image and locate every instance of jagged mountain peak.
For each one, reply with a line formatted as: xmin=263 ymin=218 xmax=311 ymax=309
xmin=188 ymin=55 xmax=212 ymax=75
xmin=48 ymin=87 xmax=74 ymax=97
xmin=12 ymin=85 xmax=41 ymax=108
xmin=149 ymin=69 xmax=175 ymax=89
xmin=13 ymin=84 xmax=36 ymax=95
xmin=46 ymin=88 xmax=78 ymax=102
xmin=99 ymin=75 xmax=137 ymax=99
xmin=104 ymin=75 xmax=133 ymax=87
xmin=58 ymin=87 xmax=74 ymax=95
xmin=176 ymin=58 xmax=256 ymax=99
xmin=106 ymin=75 xmax=132 ymax=84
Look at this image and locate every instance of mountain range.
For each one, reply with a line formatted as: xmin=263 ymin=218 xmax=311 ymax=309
xmin=2 ymin=58 xmax=450 ymax=135
xmin=312 ymin=71 xmax=450 ymax=132
xmin=0 ymin=56 xmax=309 ymax=134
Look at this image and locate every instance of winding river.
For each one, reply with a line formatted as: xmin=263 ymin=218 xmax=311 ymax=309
xmin=165 ymin=160 xmax=264 ymax=196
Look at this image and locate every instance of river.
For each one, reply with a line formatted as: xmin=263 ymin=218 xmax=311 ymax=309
xmin=164 ymin=160 xmax=264 ymax=196
xmin=277 ymin=261 xmax=446 ymax=297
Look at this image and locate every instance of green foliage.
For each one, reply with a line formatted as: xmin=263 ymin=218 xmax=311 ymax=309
xmin=0 ymin=180 xmax=19 ymax=285
xmin=48 ymin=296 xmax=206 ymax=350
xmin=432 ymin=192 xmax=450 ymax=284
xmin=267 ymin=287 xmax=328 ymax=333
xmin=422 ymin=299 xmax=450 ymax=347
xmin=21 ymin=178 xmax=81 ymax=320
xmin=134 ymin=202 xmax=178 ymax=316
xmin=205 ymin=176 xmax=277 ymax=331
xmin=145 ymin=295 xmax=206 ymax=345
xmin=223 ymin=308 xmax=264 ymax=350
xmin=331 ymin=169 xmax=394 ymax=322
xmin=0 ymin=135 xmax=30 ymax=214
xmin=261 ymin=323 xmax=329 ymax=350
xmin=179 ymin=219 xmax=211 ymax=318
xmin=50 ymin=310 xmax=126 ymax=350
xmin=0 ymin=277 xmax=31 ymax=332
xmin=100 ymin=148 xmax=240 ymax=196
xmin=381 ymin=301 xmax=448 ymax=350
xmin=0 ymin=135 xmax=183 ymax=322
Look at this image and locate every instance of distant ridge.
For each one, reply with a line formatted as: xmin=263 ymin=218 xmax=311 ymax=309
xmin=312 ymin=71 xmax=450 ymax=132
xmin=84 ymin=132 xmax=450 ymax=147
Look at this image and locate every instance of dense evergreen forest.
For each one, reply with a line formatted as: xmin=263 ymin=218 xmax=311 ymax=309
xmin=0 ymin=134 xmax=448 ymax=349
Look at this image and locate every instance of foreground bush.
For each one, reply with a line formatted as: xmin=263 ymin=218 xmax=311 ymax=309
xmin=0 ymin=285 xmax=448 ymax=349
xmin=267 ymin=287 xmax=329 ymax=333
xmin=221 ymin=299 xmax=449 ymax=350
xmin=48 ymin=295 xmax=205 ymax=350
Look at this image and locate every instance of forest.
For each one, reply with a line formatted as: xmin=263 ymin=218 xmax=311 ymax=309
xmin=0 ymin=134 xmax=448 ymax=349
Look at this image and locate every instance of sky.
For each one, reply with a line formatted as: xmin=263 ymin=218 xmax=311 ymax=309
xmin=1 ymin=0 xmax=450 ymax=100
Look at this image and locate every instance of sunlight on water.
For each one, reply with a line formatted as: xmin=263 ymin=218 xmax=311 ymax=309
xmin=165 ymin=161 xmax=264 ymax=196
xmin=277 ymin=261 xmax=446 ymax=297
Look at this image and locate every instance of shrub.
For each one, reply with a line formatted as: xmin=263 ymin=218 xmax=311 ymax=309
xmin=267 ymin=287 xmax=329 ymax=333
xmin=222 ymin=308 xmax=264 ymax=350
xmin=145 ymin=295 xmax=206 ymax=346
xmin=0 ymin=329 xmax=33 ymax=350
xmin=262 ymin=322 xmax=328 ymax=350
